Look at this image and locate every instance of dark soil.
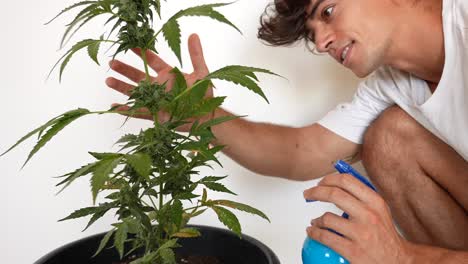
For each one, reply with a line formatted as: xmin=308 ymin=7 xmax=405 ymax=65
xmin=115 ymin=254 xmax=221 ymax=264
xmin=177 ymin=255 xmax=221 ymax=264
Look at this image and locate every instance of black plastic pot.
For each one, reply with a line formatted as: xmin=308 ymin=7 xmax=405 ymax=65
xmin=35 ymin=225 xmax=280 ymax=264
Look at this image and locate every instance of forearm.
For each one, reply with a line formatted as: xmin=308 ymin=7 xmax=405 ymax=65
xmin=208 ymin=107 xmax=299 ymax=180
xmin=407 ymin=242 xmax=468 ymax=264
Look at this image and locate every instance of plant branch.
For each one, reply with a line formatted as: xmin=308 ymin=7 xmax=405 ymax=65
xmin=141 ymin=48 xmax=151 ymax=83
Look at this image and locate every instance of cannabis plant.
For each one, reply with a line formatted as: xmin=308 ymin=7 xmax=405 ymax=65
xmin=2 ymin=0 xmax=277 ymax=263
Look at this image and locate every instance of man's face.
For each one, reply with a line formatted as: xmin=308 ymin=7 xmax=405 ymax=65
xmin=305 ymin=0 xmax=397 ymax=77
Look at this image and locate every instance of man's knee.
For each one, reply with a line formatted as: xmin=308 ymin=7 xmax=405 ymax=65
xmin=361 ymin=106 xmax=421 ymax=192
xmin=362 ymin=106 xmax=420 ymax=159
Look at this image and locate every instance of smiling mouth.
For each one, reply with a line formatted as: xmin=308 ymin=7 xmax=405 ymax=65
xmin=340 ymin=41 xmax=355 ymax=64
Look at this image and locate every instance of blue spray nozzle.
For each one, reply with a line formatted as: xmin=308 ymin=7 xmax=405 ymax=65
xmin=334 ymin=160 xmax=377 ymax=192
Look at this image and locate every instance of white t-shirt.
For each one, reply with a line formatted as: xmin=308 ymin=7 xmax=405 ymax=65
xmin=318 ymin=0 xmax=468 ymax=161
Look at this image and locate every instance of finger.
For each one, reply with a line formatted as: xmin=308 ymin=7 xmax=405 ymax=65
xmin=311 ymin=212 xmax=356 ymax=240
xmin=106 ymin=77 xmax=134 ymax=96
xmin=303 ymin=186 xmax=367 ymax=220
xmin=109 ymin=60 xmax=146 ymax=83
xmin=132 ymin=48 xmax=170 ymax=73
xmin=306 ymin=224 xmax=354 ymax=260
xmin=154 ymin=71 xmax=174 ymax=87
xmin=318 ymin=173 xmax=384 ymax=210
xmin=188 ymin=34 xmax=209 ymax=75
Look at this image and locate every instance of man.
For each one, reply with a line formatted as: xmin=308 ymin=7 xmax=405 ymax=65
xmin=106 ymin=0 xmax=468 ymax=262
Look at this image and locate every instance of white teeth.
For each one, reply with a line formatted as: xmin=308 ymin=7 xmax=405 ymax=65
xmin=341 ymin=46 xmax=350 ymax=62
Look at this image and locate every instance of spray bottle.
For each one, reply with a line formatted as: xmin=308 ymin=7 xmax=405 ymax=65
xmin=302 ymin=160 xmax=377 ymax=264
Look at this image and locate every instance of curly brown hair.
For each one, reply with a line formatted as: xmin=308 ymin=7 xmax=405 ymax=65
xmin=258 ymin=0 xmax=313 ymax=47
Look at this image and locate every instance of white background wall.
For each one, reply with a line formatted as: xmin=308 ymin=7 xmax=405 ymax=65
xmin=0 ymin=0 xmax=364 ymax=263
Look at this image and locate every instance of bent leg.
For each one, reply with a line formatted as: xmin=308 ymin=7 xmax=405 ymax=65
xmin=361 ymin=106 xmax=468 ymax=250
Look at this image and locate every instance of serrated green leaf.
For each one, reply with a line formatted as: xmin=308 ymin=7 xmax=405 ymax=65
xmin=211 ymin=206 xmax=241 ymax=237
xmin=172 ymin=78 xmax=209 ymax=103
xmin=193 ymin=97 xmax=225 ymax=118
xmin=123 ymin=218 xmax=140 ymax=234
xmin=0 ymin=112 xmax=65 ymax=157
xmin=93 ymin=229 xmax=114 ymax=257
xmin=202 ymin=182 xmax=236 ymax=195
xmin=89 ymin=152 xmax=123 ymax=160
xmin=206 ymin=65 xmax=282 ymax=103
xmin=105 ymin=191 xmax=120 ymax=200
xmin=107 ymin=17 xmax=124 ymax=39
xmin=170 ymin=67 xmax=187 ymax=96
xmin=190 ymin=125 xmax=214 ymax=140
xmin=158 ymin=239 xmax=178 ymax=251
xmin=56 ymin=162 xmax=98 ymax=194
xmin=160 ymin=248 xmax=176 ymax=264
xmin=171 ymin=227 xmax=200 ymax=238
xmin=58 ymin=39 xmax=103 ymax=81
xmin=173 ymin=192 xmax=199 ymax=200
xmin=201 ymin=176 xmax=227 ymax=182
xmin=188 ymin=80 xmax=211 ymax=104
xmin=210 ymin=72 xmax=268 ymax=103
xmin=162 ymin=19 xmax=181 ymax=65
xmin=47 ymin=39 xmax=107 ymax=82
xmin=22 ymin=108 xmax=90 ymax=168
xmin=197 ymin=145 xmax=224 ymax=167
xmin=189 ymin=119 xmax=200 ymax=134
xmin=87 ymin=38 xmax=102 ymax=65
xmin=83 ymin=206 xmax=112 ymax=231
xmin=174 ymin=3 xmax=241 ymax=34
xmin=58 ymin=206 xmax=101 ymax=221
xmin=114 ymin=222 xmax=129 ymax=259
xmin=152 ymin=0 xmax=161 ymax=18
xmin=202 ymin=188 xmax=207 ymax=202
xmin=197 ymin=115 xmax=240 ymax=131
xmin=210 ymin=65 xmax=278 ymax=76
xmin=177 ymin=141 xmax=203 ymax=151
xmin=211 ymin=200 xmax=270 ymax=222
xmin=91 ymin=157 xmax=122 ymax=203
xmin=171 ymin=200 xmax=183 ymax=227
xmin=115 ymin=134 xmax=138 ymax=144
xmin=44 ymin=0 xmax=97 ymax=25
xmin=60 ymin=6 xmax=96 ymax=48
xmin=190 ymin=208 xmax=207 ymax=217
xmin=60 ymin=4 xmax=108 ymax=48
xmin=125 ymin=153 xmax=152 ymax=180
xmin=161 ymin=3 xmax=240 ymax=66
xmin=131 ymin=252 xmax=158 ymax=264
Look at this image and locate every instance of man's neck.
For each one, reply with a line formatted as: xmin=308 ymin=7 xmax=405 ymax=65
xmin=385 ymin=0 xmax=445 ymax=86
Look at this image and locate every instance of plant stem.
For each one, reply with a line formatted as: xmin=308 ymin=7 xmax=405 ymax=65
xmin=147 ymin=194 xmax=158 ymax=209
xmin=159 ymin=173 xmax=164 ymax=210
xmin=141 ymin=199 xmax=153 ymax=208
xmin=141 ymin=49 xmax=151 ymax=83
xmin=184 ymin=204 xmax=204 ymax=212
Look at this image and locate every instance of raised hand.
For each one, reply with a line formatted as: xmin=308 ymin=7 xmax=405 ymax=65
xmin=105 ymin=34 xmax=213 ymax=131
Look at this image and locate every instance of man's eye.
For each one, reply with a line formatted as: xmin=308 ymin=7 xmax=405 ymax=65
xmin=322 ymin=6 xmax=334 ymax=19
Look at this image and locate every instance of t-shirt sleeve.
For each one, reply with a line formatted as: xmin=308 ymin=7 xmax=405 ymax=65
xmin=317 ymin=70 xmax=395 ymax=144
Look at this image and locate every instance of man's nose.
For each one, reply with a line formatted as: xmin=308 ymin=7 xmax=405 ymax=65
xmin=315 ymin=27 xmax=335 ymax=53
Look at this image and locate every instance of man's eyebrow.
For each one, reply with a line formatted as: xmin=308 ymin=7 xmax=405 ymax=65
xmin=307 ymin=0 xmax=326 ymax=20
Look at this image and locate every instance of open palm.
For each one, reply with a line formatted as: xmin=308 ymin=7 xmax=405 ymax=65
xmin=106 ymin=34 xmax=213 ymax=131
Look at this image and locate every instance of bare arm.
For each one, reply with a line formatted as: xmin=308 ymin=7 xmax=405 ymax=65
xmin=106 ymin=35 xmax=360 ymax=181
xmin=210 ymin=107 xmax=361 ymax=181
